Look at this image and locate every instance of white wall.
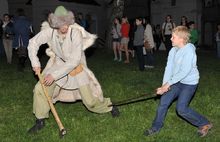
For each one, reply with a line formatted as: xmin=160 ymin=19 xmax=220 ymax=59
xmin=151 ymin=0 xmax=210 ymax=45
xmin=0 ymin=0 xmax=8 ymax=19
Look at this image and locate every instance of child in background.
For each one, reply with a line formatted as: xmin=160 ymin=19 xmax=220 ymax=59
xmin=215 ymin=23 xmax=220 ymax=58
xmin=189 ymin=21 xmax=198 ymax=45
xmin=112 ymin=17 xmax=122 ymax=61
xmin=133 ymin=17 xmax=145 ymax=72
xmin=144 ymin=26 xmax=212 ymax=137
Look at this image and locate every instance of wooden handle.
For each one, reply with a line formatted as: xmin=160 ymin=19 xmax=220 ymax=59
xmin=37 ymin=70 xmax=65 ymax=131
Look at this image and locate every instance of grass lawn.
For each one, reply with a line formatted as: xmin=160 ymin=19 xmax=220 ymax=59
xmin=0 ymin=47 xmax=220 ymax=142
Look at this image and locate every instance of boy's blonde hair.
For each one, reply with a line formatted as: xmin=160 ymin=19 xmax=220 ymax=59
xmin=172 ymin=26 xmax=191 ymax=45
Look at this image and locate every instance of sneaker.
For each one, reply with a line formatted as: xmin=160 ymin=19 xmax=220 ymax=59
xmin=117 ymin=59 xmax=122 ymax=62
xmin=144 ymin=65 xmax=154 ymax=68
xmin=111 ymin=105 xmax=120 ymax=118
xmin=27 ymin=119 xmax=45 ymax=134
xmin=124 ymin=61 xmax=129 ymax=63
xmin=113 ymin=57 xmax=118 ymax=61
xmin=197 ymin=123 xmax=212 ymax=137
xmin=131 ymin=50 xmax=135 ymax=57
xmin=144 ymin=128 xmax=159 ymax=136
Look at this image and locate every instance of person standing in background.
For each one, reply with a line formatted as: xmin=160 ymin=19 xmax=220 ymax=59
xmin=180 ymin=16 xmax=189 ymax=28
xmin=133 ymin=17 xmax=145 ymax=72
xmin=155 ymin=24 xmax=162 ymax=50
xmin=189 ymin=21 xmax=198 ymax=45
xmin=119 ymin=16 xmax=131 ymax=63
xmin=78 ymin=13 xmax=86 ymax=29
xmin=0 ymin=19 xmax=5 ymax=55
xmin=10 ymin=8 xmax=32 ymax=72
xmin=162 ymin=15 xmax=176 ymax=58
xmin=144 ymin=18 xmax=155 ymax=68
xmin=2 ymin=14 xmax=13 ymax=64
xmin=215 ymin=23 xmax=220 ymax=58
xmin=111 ymin=17 xmax=122 ymax=62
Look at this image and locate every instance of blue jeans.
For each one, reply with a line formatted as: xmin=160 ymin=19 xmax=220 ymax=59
xmin=151 ymin=82 xmax=210 ymax=132
xmin=217 ymin=41 xmax=220 ymax=58
xmin=146 ymin=50 xmax=153 ymax=66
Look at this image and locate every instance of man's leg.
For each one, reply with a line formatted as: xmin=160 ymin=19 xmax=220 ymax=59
xmin=17 ymin=46 xmax=28 ymax=72
xmin=78 ymin=85 xmax=119 ymax=117
xmin=28 ymin=75 xmax=56 ymax=134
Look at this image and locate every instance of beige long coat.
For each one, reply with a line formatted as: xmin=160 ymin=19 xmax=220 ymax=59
xmin=28 ymin=22 xmax=104 ymax=103
xmin=144 ymin=24 xmax=155 ymax=49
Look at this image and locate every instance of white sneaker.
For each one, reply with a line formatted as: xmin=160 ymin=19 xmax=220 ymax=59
xmin=145 ymin=65 xmax=154 ymax=68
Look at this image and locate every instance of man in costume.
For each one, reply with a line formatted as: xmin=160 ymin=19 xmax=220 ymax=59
xmin=27 ymin=6 xmax=120 ymax=134
xmin=10 ymin=8 xmax=32 ymax=72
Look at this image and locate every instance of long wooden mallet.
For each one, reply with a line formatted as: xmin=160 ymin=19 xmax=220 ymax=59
xmin=37 ymin=70 xmax=66 ymax=138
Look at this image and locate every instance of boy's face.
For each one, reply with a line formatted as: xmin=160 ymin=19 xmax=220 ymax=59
xmin=218 ymin=25 xmax=220 ymax=29
xmin=136 ymin=19 xmax=142 ymax=25
xmin=171 ymin=32 xmax=183 ymax=47
xmin=189 ymin=24 xmax=195 ymax=30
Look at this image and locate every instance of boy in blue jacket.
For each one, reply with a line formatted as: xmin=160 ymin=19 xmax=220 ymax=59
xmin=144 ymin=26 xmax=212 ymax=137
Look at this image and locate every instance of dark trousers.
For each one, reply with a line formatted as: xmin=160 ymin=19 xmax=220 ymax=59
xmin=17 ymin=46 xmax=27 ymax=58
xmin=136 ymin=45 xmax=145 ymax=71
xmin=164 ymin=35 xmax=172 ymax=58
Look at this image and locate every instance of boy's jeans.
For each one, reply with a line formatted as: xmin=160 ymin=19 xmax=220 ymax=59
xmin=151 ymin=82 xmax=210 ymax=132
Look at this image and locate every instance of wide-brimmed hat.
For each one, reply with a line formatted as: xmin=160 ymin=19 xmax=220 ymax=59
xmin=48 ymin=6 xmax=74 ymax=28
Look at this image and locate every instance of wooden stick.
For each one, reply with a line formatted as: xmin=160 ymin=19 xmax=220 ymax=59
xmin=37 ymin=70 xmax=66 ymax=137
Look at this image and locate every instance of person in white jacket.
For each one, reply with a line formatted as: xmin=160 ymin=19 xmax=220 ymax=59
xmin=144 ymin=18 xmax=155 ymax=68
xmin=27 ymin=6 xmax=120 ymax=134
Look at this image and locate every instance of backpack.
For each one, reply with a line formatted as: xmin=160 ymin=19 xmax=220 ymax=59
xmin=85 ymin=20 xmax=90 ymax=32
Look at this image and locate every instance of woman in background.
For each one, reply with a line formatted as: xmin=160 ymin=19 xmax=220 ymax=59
xmin=119 ymin=16 xmax=130 ymax=63
xmin=112 ymin=17 xmax=122 ymax=62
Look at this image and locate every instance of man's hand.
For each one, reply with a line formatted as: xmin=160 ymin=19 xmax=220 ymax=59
xmin=43 ymin=74 xmax=55 ymax=86
xmin=33 ymin=67 xmax=41 ymax=75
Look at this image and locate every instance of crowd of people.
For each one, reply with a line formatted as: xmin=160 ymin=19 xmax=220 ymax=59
xmin=110 ymin=14 xmax=220 ymax=71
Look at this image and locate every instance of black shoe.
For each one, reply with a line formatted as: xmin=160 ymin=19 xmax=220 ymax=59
xmin=21 ymin=57 xmax=26 ymax=68
xmin=17 ymin=64 xmax=24 ymax=72
xmin=27 ymin=119 xmax=45 ymax=134
xmin=111 ymin=105 xmax=120 ymax=118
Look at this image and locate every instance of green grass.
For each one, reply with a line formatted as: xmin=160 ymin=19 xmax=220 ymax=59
xmin=0 ymin=48 xmax=220 ymax=142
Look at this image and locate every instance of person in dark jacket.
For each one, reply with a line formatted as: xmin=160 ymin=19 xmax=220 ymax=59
xmin=9 ymin=8 xmax=32 ymax=72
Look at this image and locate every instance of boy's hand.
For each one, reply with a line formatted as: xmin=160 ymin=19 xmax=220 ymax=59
xmin=156 ymin=82 xmax=171 ymax=95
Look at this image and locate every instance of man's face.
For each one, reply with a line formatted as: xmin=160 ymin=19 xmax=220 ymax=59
xmin=78 ymin=14 xmax=82 ymax=20
xmin=4 ymin=15 xmax=9 ymax=22
xmin=58 ymin=25 xmax=69 ymax=34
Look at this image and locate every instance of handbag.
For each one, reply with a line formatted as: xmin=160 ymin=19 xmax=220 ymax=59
xmin=69 ymin=63 xmax=83 ymax=76
xmin=144 ymin=40 xmax=152 ymax=51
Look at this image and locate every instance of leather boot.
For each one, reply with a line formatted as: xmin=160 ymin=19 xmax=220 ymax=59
xmin=17 ymin=57 xmax=24 ymax=72
xmin=27 ymin=119 xmax=45 ymax=134
xmin=21 ymin=57 xmax=26 ymax=69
